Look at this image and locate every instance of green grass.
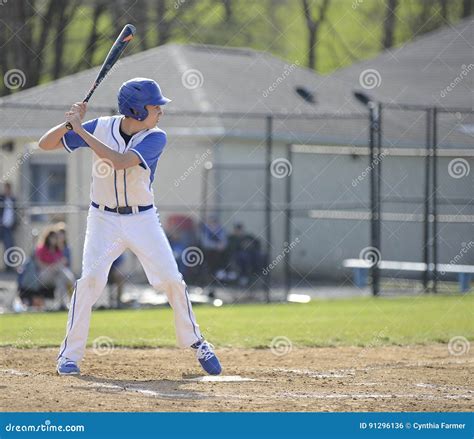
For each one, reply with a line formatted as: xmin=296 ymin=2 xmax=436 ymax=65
xmin=0 ymin=295 xmax=472 ymax=349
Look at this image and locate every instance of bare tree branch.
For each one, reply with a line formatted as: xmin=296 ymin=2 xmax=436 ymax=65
xmin=461 ymin=0 xmax=473 ymax=18
xmin=382 ymin=0 xmax=398 ymax=49
xmin=81 ymin=0 xmax=108 ymax=69
xmin=439 ymin=0 xmax=448 ymax=21
xmin=325 ymin=20 xmax=358 ymax=63
xmin=301 ymin=0 xmax=331 ymax=70
xmin=222 ymin=0 xmax=233 ymax=23
xmin=155 ymin=0 xmax=199 ymax=46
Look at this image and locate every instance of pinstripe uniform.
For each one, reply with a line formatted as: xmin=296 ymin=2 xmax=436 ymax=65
xmin=58 ymin=115 xmax=202 ymax=363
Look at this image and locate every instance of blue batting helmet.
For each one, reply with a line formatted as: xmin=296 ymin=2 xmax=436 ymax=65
xmin=118 ymin=78 xmax=171 ymax=121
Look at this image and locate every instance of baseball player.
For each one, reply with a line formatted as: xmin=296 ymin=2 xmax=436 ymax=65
xmin=38 ymin=78 xmax=222 ymax=376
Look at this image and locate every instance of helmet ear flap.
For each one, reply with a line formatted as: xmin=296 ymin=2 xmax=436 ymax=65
xmin=129 ymin=107 xmax=143 ymax=120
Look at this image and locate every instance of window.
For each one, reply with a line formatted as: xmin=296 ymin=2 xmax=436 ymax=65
xmin=29 ymin=163 xmax=66 ymax=204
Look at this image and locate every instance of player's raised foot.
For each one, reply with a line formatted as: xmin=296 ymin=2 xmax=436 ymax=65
xmin=192 ymin=340 xmax=222 ymax=375
xmin=56 ymin=358 xmax=80 ymax=376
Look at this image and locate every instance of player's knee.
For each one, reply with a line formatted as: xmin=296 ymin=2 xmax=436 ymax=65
xmin=78 ymin=272 xmax=107 ymax=292
xmin=153 ymin=273 xmax=184 ymax=292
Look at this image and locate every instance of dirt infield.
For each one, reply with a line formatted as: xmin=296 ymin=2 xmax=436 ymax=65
xmin=0 ymin=345 xmax=472 ymax=412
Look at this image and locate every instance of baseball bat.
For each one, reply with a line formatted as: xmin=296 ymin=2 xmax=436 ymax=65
xmin=65 ymin=23 xmax=136 ymax=130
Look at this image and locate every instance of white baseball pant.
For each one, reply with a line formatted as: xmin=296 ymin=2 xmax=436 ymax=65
xmin=58 ymin=206 xmax=202 ymax=362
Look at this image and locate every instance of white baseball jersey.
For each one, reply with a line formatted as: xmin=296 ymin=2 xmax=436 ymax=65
xmin=62 ymin=115 xmax=166 ymax=207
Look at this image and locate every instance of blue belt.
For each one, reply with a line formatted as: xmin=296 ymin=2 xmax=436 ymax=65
xmin=91 ymin=201 xmax=153 ymax=215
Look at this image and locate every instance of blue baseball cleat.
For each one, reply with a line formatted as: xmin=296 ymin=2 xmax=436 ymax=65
xmin=193 ymin=340 xmax=222 ymax=375
xmin=56 ymin=358 xmax=80 ymax=376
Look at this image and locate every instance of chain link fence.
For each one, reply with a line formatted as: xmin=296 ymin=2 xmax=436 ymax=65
xmin=0 ymin=102 xmax=472 ymax=309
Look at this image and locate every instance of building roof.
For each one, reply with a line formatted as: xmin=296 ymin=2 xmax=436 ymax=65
xmin=332 ymin=18 xmax=473 ymax=109
xmin=1 ymin=23 xmax=472 ymax=149
xmin=0 ymin=43 xmax=364 ymax=143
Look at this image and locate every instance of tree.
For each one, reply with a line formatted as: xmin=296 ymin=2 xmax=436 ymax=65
xmin=461 ymin=0 xmax=473 ymax=17
xmin=0 ymin=0 xmax=58 ymax=94
xmin=382 ymin=0 xmax=398 ymax=49
xmin=222 ymin=0 xmax=233 ymax=23
xmin=155 ymin=0 xmax=199 ymax=45
xmin=81 ymin=0 xmax=108 ymax=70
xmin=52 ymin=0 xmax=80 ymax=79
xmin=128 ymin=0 xmax=151 ymax=51
xmin=301 ymin=0 xmax=331 ymax=71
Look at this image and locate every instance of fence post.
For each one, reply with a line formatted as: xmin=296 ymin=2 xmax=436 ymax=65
xmin=284 ymin=143 xmax=293 ymax=300
xmin=432 ymin=107 xmax=438 ymax=293
xmin=423 ymin=108 xmax=432 ymax=291
xmin=369 ymin=104 xmax=380 ymax=296
xmin=376 ymin=102 xmax=383 ymax=284
xmin=265 ymin=115 xmax=273 ymax=303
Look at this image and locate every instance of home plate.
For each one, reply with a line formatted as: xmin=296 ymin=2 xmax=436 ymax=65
xmin=186 ymin=375 xmax=255 ymax=382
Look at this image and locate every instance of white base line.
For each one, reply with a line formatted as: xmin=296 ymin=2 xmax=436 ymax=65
xmin=0 ymin=369 xmax=29 ymax=376
xmin=89 ymin=382 xmax=201 ymax=400
xmin=185 ymin=375 xmax=256 ymax=382
xmin=273 ymin=359 xmax=474 ymax=378
xmin=88 ymin=383 xmax=473 ymax=401
xmin=2 ymin=368 xmax=472 ymax=402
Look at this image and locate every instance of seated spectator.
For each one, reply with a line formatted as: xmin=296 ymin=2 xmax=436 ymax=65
xmin=35 ymin=230 xmax=75 ymax=310
xmin=17 ymin=255 xmax=46 ymax=310
xmin=166 ymin=215 xmax=201 ymax=283
xmin=55 ymin=222 xmax=72 ymax=267
xmin=200 ymin=215 xmax=227 ymax=282
xmin=227 ymin=223 xmax=262 ymax=286
xmin=166 ymin=215 xmax=196 ymax=248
